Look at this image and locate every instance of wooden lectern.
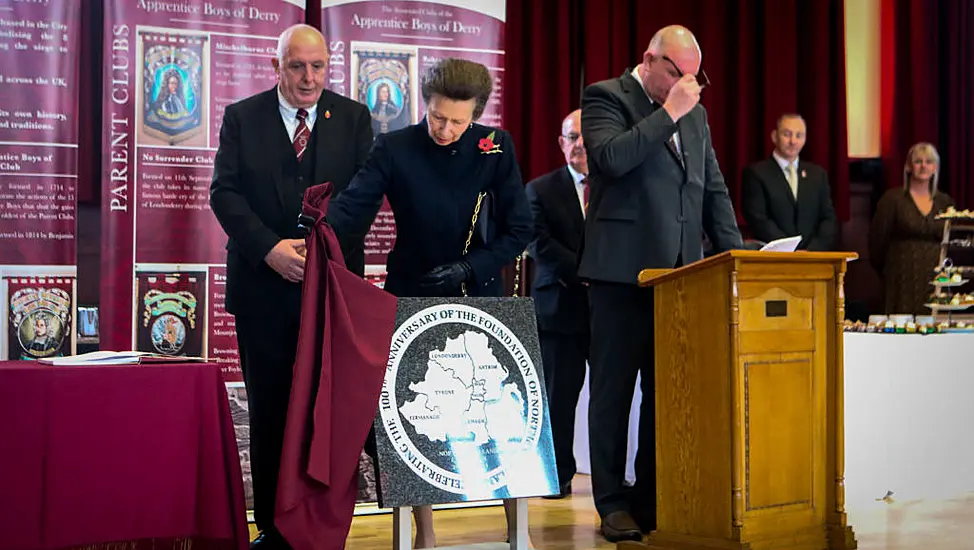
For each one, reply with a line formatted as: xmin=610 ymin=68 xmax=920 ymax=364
xmin=623 ymin=250 xmax=859 ymax=550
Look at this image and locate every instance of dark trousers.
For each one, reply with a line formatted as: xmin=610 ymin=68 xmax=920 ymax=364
xmin=235 ymin=311 xmax=300 ymax=534
xmin=538 ymin=329 xmax=589 ymax=486
xmin=587 ymin=282 xmax=656 ymax=521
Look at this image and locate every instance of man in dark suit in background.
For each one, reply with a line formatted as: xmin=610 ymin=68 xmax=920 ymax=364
xmin=579 ymin=25 xmax=743 ymax=542
xmin=525 ymin=108 xmax=589 ymax=500
xmin=210 ymin=24 xmax=373 ymax=549
xmin=741 ymin=114 xmax=837 ymax=251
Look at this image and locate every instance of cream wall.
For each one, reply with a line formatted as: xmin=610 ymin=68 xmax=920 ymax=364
xmin=845 ymin=0 xmax=881 ymax=158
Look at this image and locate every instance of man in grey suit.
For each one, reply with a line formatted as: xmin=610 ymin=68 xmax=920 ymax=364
xmin=579 ymin=24 xmax=743 ymax=542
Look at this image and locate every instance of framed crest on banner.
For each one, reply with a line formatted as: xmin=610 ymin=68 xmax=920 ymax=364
xmin=134 ymin=270 xmax=205 ymax=357
xmin=5 ymin=276 xmax=74 ymax=361
xmin=137 ymin=29 xmax=209 ymax=147
xmin=350 ymin=41 xmax=419 ymax=137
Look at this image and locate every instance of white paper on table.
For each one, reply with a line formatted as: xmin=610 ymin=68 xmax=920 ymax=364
xmin=759 ymin=235 xmax=802 ymax=252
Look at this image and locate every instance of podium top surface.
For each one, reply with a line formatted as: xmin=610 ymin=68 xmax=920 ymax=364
xmin=637 ymin=250 xmax=858 ymax=287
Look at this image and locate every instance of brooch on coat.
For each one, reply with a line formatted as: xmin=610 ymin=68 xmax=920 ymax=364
xmin=478 ymin=131 xmax=502 ymax=154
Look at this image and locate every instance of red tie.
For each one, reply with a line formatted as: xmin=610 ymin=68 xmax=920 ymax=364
xmin=294 ymin=108 xmax=310 ymax=162
xmin=582 ymin=178 xmax=590 ymax=214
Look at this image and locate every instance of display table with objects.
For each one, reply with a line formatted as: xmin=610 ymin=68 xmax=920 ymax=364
xmin=573 ymin=328 xmax=974 ymax=522
xmin=0 ymin=361 xmax=249 ymax=550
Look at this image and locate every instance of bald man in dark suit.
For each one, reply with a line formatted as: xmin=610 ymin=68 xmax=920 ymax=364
xmin=579 ymin=24 xmax=743 ymax=543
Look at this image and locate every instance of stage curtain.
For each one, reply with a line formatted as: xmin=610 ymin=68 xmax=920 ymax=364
xmin=881 ymin=0 xmax=973 ymax=209
xmin=939 ymin=1 xmax=974 ymax=209
xmin=503 ymin=0 xmax=584 ymax=183
xmin=880 ymin=0 xmax=940 ymax=195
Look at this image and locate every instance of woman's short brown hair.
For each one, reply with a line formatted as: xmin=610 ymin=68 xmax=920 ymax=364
xmin=420 ymin=58 xmax=493 ymax=120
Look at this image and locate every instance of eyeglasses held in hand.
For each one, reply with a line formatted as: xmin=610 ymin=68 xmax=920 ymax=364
xmin=662 ymin=55 xmax=710 ymax=88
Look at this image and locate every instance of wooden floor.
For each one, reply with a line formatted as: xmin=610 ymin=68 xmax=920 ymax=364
xmin=251 ymin=475 xmax=974 ymax=549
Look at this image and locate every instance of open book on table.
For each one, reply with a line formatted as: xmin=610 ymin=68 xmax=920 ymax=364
xmin=38 ymin=350 xmax=206 ymax=366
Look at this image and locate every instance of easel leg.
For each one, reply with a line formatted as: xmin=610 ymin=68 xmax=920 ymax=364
xmin=507 ymin=498 xmax=528 ymax=550
xmin=393 ymin=506 xmax=412 ymax=550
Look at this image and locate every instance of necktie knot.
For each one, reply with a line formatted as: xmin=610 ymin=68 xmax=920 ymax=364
xmin=296 ymin=108 xmax=308 ymax=121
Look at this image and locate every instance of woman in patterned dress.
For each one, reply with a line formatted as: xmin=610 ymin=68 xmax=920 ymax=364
xmin=869 ymin=142 xmax=955 ymax=315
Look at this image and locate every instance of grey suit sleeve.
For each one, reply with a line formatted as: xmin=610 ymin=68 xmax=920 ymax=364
xmin=740 ymin=166 xmax=787 ymax=243
xmin=807 ymin=172 xmax=837 ymax=251
xmin=700 ymin=109 xmax=743 ymax=251
xmin=581 ymin=83 xmax=678 ymax=179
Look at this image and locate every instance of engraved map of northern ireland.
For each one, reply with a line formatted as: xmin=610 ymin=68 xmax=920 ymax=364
xmin=400 ymin=330 xmax=526 ymax=446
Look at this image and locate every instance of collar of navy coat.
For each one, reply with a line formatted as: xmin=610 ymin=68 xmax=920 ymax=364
xmin=416 ymin=116 xmax=500 ymax=156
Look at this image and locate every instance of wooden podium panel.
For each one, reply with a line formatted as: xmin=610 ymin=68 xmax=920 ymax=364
xmin=624 ymin=251 xmax=858 ymax=550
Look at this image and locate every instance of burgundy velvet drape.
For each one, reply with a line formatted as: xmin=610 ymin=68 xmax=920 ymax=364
xmin=881 ymin=0 xmax=974 ymax=209
xmin=561 ymin=0 xmax=851 ymax=223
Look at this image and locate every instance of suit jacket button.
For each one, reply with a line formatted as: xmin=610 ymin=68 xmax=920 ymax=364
xmin=677 ymin=215 xmax=685 ymax=222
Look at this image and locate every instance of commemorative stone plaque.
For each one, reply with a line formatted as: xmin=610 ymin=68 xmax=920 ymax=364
xmin=372 ymin=297 xmax=559 ymax=508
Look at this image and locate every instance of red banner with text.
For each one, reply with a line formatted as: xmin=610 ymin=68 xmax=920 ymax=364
xmin=100 ymin=0 xmax=305 ymax=385
xmin=0 ymin=1 xmax=81 ymax=360
xmin=321 ymin=0 xmax=506 ymax=287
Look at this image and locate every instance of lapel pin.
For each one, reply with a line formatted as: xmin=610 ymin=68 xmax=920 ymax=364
xmin=801 ymin=170 xmax=806 ymax=178
xmin=325 ymin=110 xmax=331 ymax=119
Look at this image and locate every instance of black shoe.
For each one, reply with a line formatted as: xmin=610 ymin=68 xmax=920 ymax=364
xmin=542 ymin=480 xmax=572 ymax=499
xmin=632 ymin=509 xmax=657 ymax=533
xmin=600 ymin=510 xmax=643 ymax=542
xmin=250 ymin=530 xmax=291 ymax=550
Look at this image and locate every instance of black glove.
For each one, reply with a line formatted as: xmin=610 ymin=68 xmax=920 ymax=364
xmin=418 ymin=261 xmax=472 ymax=295
xmin=296 ymin=213 xmax=315 ymax=237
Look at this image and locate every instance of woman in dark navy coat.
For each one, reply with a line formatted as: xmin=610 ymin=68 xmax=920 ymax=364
xmin=326 ymin=58 xmax=532 ymax=547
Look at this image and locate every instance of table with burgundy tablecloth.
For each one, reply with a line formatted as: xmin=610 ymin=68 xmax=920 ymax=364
xmin=0 ymin=361 xmax=249 ymax=550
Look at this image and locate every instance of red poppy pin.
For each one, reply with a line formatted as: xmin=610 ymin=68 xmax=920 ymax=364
xmin=478 ymin=131 xmax=502 ymax=154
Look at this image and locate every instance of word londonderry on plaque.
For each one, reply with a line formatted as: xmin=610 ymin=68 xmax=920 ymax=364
xmin=373 ymin=297 xmax=559 ymax=508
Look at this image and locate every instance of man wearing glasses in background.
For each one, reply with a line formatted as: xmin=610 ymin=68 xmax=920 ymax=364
xmin=525 ymin=109 xmax=590 ymax=501
xmin=578 ymin=24 xmax=743 ymax=543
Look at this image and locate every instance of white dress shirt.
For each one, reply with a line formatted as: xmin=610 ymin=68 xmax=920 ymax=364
xmin=631 ymin=66 xmax=681 ymax=154
xmin=567 ymin=164 xmax=587 ymax=217
xmin=277 ymin=87 xmax=318 ymax=141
